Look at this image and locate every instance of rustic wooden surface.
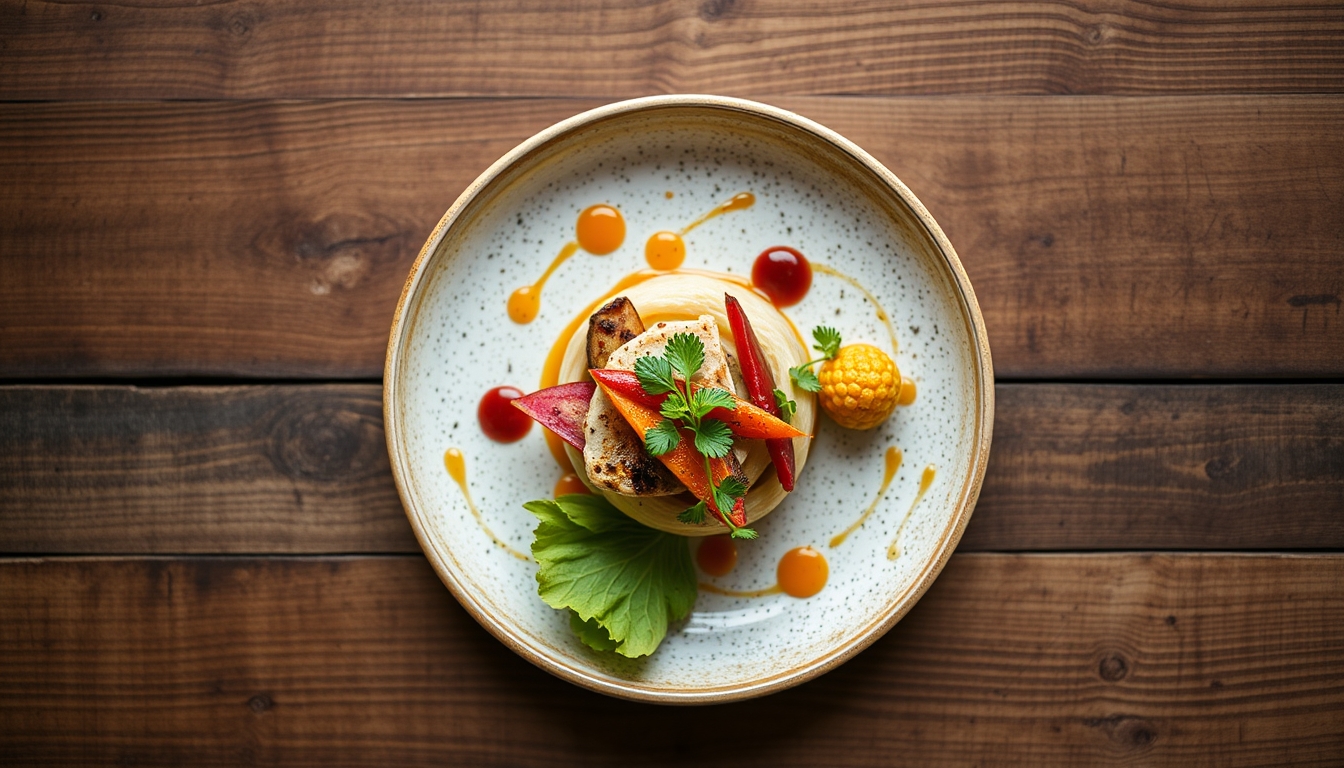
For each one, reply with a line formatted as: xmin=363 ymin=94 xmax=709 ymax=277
xmin=2 ymin=384 xmax=1340 ymax=554
xmin=2 ymin=96 xmax=1340 ymax=379
xmin=2 ymin=555 xmax=1340 ymax=766
xmin=3 ymin=0 xmax=1343 ymax=99
xmin=2 ymin=0 xmax=1341 ymax=764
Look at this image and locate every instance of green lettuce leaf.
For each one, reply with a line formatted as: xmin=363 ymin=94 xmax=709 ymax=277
xmin=524 ymin=494 xmax=696 ymax=658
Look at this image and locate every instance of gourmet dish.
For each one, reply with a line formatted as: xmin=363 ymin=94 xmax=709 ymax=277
xmin=456 ymin=194 xmax=926 ymax=658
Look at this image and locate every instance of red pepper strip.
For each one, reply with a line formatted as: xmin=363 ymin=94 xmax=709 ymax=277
xmin=588 ymin=369 xmax=806 ymax=441
xmin=596 ymin=380 xmax=746 ymax=528
xmin=724 ymin=294 xmax=798 ymax=491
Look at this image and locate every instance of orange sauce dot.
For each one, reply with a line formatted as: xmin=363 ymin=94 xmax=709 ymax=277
xmin=777 ymin=546 xmax=828 ymax=598
xmin=898 ymin=376 xmax=917 ymax=406
xmin=665 ymin=190 xmax=674 ymax=199
xmin=696 ymin=535 xmax=738 ymax=577
xmin=645 ymin=231 xmax=686 ymax=270
xmin=575 ymin=204 xmax=625 ymax=255
xmin=507 ymin=284 xmax=542 ymax=324
xmin=553 ymin=472 xmax=591 ymax=497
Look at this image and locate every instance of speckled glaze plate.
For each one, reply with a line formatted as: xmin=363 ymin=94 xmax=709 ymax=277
xmin=385 ymin=96 xmax=993 ymax=704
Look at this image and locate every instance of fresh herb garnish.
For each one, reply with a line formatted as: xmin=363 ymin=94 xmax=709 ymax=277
xmin=773 ymin=388 xmax=797 ymax=422
xmin=788 ymin=326 xmax=844 ymax=393
xmin=526 ymin=494 xmax=697 ymax=658
xmin=634 ymin=332 xmax=755 ymax=539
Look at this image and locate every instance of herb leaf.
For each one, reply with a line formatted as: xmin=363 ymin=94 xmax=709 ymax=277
xmin=634 ymin=354 xmax=677 ymax=395
xmin=677 ymin=500 xmax=707 ymax=525
xmin=664 ymin=333 xmax=705 ymax=382
xmin=643 ymin=419 xmax=681 ymax=456
xmin=692 ymin=418 xmax=734 ymax=458
xmin=789 ymin=364 xmax=822 ymax=393
xmin=813 ymin=326 xmax=842 ymax=358
xmin=774 ymin=389 xmax=797 ymax=422
xmin=526 ymin=495 xmax=697 ymax=658
xmin=689 ymin=386 xmax=736 ymax=418
xmin=569 ymin=611 xmax=619 ymax=652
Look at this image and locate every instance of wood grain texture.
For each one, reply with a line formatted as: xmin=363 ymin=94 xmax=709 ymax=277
xmin=1 ymin=96 xmax=1340 ymax=379
xmin=1 ymin=0 xmax=1343 ymax=99
xmin=1 ymin=554 xmax=1340 ymax=766
xmin=0 ymin=386 xmax=413 ymax=554
xmin=2 ymin=384 xmax=1339 ymax=554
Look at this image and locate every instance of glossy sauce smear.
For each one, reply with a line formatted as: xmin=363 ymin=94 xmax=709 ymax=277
xmin=509 ymin=204 xmax=626 ymax=324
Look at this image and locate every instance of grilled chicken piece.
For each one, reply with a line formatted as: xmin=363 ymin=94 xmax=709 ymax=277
xmin=584 ymin=315 xmax=739 ymax=497
xmin=586 ymin=296 xmax=645 ymax=370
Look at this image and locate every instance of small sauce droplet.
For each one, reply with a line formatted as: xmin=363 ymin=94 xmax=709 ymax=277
xmin=575 ymin=204 xmax=625 ymax=255
xmin=696 ymin=535 xmax=737 ymax=577
xmin=898 ymin=376 xmax=917 ymax=406
xmin=665 ymin=190 xmax=674 ymax=199
xmin=751 ymin=246 xmax=812 ymax=307
xmin=645 ymin=230 xmax=686 ymax=270
xmin=777 ymin=546 xmax=828 ymax=598
xmin=830 ymin=446 xmax=903 ymax=547
xmin=443 ymin=448 xmax=530 ymax=562
xmin=888 ymin=465 xmax=937 ymax=560
xmin=477 ymin=386 xmax=532 ymax=442
xmin=553 ymin=472 xmax=591 ymax=497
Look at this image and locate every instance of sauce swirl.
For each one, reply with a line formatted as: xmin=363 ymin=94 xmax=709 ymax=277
xmin=829 ymin=446 xmax=902 ymax=548
xmin=508 ymin=205 xmax=626 ymax=324
xmin=443 ymin=448 xmax=531 ymax=562
xmin=887 ymin=465 xmax=937 ymax=560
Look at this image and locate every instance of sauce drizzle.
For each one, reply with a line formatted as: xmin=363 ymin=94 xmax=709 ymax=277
xmin=644 ymin=192 xmax=756 ymax=272
xmin=829 ymin=446 xmax=902 ymax=548
xmin=443 ymin=448 xmax=531 ymax=562
xmin=887 ymin=465 xmax=937 ymax=560
xmin=509 ymin=205 xmax=626 ymax=324
xmin=813 ymin=262 xmax=900 ymax=356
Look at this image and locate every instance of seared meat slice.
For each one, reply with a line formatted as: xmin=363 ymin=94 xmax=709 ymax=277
xmin=586 ymin=296 xmax=645 ymax=370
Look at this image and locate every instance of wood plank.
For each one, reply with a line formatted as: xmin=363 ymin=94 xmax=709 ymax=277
xmin=1 ymin=1 xmax=1342 ymax=99
xmin=961 ymin=384 xmax=1344 ymax=551
xmin=0 ymin=96 xmax=1339 ymax=379
xmin=0 ymin=554 xmax=1340 ymax=765
xmin=0 ymin=386 xmax=414 ymax=554
xmin=2 ymin=384 xmax=1339 ymax=554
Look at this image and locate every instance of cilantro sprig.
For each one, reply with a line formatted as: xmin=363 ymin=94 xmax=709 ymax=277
xmin=788 ymin=326 xmax=843 ymax=393
xmin=634 ymin=333 xmax=757 ymax=539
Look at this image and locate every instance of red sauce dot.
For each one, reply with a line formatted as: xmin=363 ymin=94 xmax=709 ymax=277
xmin=697 ymin=535 xmax=738 ymax=577
xmin=478 ymin=386 xmax=532 ymax=442
xmin=751 ymin=246 xmax=812 ymax=307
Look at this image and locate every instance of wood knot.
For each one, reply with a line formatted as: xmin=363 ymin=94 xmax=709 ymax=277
xmin=247 ymin=693 xmax=273 ymax=713
xmin=250 ymin=212 xmax=406 ymax=295
xmin=1204 ymin=455 xmax=1238 ymax=480
xmin=270 ymin=399 xmax=380 ymax=482
xmin=699 ymin=0 xmax=735 ymax=21
xmin=1098 ymin=653 xmax=1128 ymax=682
xmin=1085 ymin=25 xmax=1105 ymax=45
xmin=1083 ymin=714 xmax=1158 ymax=751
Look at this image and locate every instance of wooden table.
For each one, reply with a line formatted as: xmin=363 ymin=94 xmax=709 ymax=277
xmin=2 ymin=2 xmax=1342 ymax=764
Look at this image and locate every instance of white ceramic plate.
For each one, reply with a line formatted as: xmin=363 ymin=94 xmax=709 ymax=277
xmin=385 ymin=96 xmax=993 ymax=704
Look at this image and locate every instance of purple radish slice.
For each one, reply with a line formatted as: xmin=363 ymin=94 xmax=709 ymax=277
xmin=510 ymin=381 xmax=596 ymax=450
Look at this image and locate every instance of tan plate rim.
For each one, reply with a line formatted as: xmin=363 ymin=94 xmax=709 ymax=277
xmin=383 ymin=94 xmax=995 ymax=705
